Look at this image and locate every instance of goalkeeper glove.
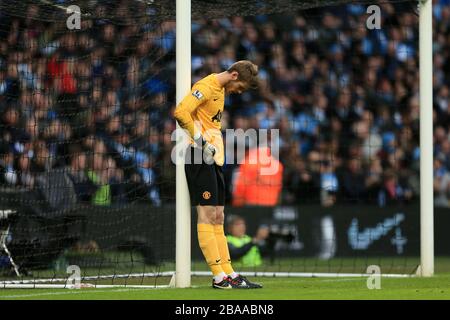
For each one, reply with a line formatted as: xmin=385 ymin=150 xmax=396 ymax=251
xmin=193 ymin=133 xmax=216 ymax=164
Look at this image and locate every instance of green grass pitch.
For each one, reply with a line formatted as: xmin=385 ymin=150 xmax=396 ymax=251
xmin=1 ymin=257 xmax=449 ymax=300
xmin=0 ymin=275 xmax=449 ymax=300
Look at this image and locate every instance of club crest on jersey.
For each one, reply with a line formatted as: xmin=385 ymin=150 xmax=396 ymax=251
xmin=192 ymin=90 xmax=204 ymax=100
xmin=202 ymin=191 xmax=211 ymax=199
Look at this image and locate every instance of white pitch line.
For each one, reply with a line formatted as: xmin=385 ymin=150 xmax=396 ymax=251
xmin=319 ymin=278 xmax=365 ymax=283
xmin=0 ymin=288 xmax=153 ymax=299
xmin=0 ymin=284 xmax=202 ymax=299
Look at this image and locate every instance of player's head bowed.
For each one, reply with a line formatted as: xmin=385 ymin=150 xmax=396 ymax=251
xmin=224 ymin=60 xmax=259 ymax=94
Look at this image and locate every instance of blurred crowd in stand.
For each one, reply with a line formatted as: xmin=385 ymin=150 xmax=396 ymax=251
xmin=0 ymin=1 xmax=449 ymax=207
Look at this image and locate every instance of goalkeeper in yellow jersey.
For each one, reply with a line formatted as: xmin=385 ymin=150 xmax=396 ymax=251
xmin=174 ymin=60 xmax=262 ymax=289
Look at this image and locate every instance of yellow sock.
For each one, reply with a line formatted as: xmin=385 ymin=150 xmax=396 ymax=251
xmin=197 ymin=224 xmax=224 ymax=276
xmin=214 ymin=224 xmax=235 ymax=275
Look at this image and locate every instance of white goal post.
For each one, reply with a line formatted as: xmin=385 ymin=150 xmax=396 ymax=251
xmin=175 ymin=0 xmax=192 ymax=288
xmin=418 ymin=0 xmax=434 ymax=277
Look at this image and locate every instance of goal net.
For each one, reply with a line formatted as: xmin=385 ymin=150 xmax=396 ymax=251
xmin=0 ymin=0 xmax=178 ymax=288
xmin=0 ymin=0 xmax=444 ymax=288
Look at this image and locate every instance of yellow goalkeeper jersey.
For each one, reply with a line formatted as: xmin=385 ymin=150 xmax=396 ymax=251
xmin=174 ymin=73 xmax=225 ymax=166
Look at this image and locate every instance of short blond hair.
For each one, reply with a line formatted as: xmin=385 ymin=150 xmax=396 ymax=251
xmin=227 ymin=60 xmax=259 ymax=89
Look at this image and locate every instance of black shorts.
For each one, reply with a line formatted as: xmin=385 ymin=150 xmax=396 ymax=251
xmin=184 ymin=146 xmax=225 ymax=206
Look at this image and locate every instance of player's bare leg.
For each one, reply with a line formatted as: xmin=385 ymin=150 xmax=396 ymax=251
xmin=197 ymin=205 xmax=217 ymax=224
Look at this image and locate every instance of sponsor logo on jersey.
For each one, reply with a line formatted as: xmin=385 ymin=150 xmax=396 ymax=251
xmin=211 ymin=110 xmax=222 ymax=122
